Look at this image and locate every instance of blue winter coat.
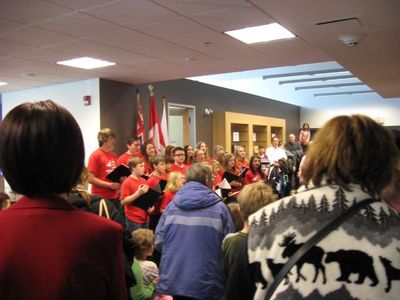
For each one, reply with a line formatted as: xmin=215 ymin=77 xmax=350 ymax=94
xmin=155 ymin=181 xmax=234 ymax=300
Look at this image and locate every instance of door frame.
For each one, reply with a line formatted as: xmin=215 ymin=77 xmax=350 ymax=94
xmin=168 ymin=102 xmax=196 ymax=147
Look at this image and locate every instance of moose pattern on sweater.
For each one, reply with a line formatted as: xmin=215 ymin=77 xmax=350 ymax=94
xmin=248 ymin=184 xmax=400 ymax=299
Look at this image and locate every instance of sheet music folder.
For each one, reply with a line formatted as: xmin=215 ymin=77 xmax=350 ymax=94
xmin=222 ymin=171 xmax=240 ymax=183
xmin=106 ymin=164 xmax=131 ymax=182
xmin=132 ymin=186 xmax=163 ymax=210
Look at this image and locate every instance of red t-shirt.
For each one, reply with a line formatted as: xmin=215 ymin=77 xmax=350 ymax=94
xmin=161 ymin=190 xmax=176 ymax=210
xmin=144 ymin=161 xmax=153 ymax=176
xmin=120 ymin=176 xmax=149 ymax=224
xmin=236 ymin=161 xmax=249 ymax=170
xmin=87 ymin=148 xmax=119 ymax=199
xmin=213 ymin=174 xmax=223 ymax=190
xmin=117 ymin=151 xmax=143 ymax=166
xmin=147 ymin=173 xmax=168 ymax=215
xmin=244 ymin=169 xmax=263 ymax=185
xmin=170 ymin=163 xmax=188 ymax=175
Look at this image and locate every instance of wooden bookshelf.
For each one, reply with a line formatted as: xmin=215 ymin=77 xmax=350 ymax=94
xmin=213 ymin=112 xmax=286 ymax=157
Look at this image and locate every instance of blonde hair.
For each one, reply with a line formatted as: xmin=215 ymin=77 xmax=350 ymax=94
xmin=302 ymin=115 xmax=399 ymax=194
xmin=97 ymin=128 xmax=116 ymax=146
xmin=165 ymin=171 xmax=183 ymax=193
xmin=73 ymin=167 xmax=91 ymax=207
xmin=132 ymin=229 xmax=154 ymax=260
xmin=223 ymin=153 xmax=238 ymax=173
xmin=238 ymin=181 xmax=276 ymax=222
xmin=234 ymin=146 xmax=248 ymax=163
xmin=128 ymin=157 xmax=144 ymax=170
xmin=210 ymin=159 xmax=222 ymax=174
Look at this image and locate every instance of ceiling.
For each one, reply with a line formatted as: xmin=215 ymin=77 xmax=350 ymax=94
xmin=1 ymin=0 xmax=399 ymax=102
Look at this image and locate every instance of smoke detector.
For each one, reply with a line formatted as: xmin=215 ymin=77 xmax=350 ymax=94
xmin=338 ymin=34 xmax=364 ymax=47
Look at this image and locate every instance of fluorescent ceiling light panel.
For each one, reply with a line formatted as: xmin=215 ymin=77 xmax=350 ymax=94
xmin=225 ymin=23 xmax=295 ymax=44
xmin=56 ymin=57 xmax=116 ymax=70
xmin=0 ymin=81 xmax=7 ymax=86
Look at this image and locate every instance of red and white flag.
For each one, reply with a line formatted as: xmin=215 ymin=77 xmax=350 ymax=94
xmin=161 ymin=97 xmax=169 ymax=146
xmin=148 ymin=85 xmax=166 ymax=154
xmin=136 ymin=90 xmax=146 ymax=145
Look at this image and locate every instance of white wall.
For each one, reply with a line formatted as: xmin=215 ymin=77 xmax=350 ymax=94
xmin=300 ymin=97 xmax=400 ymax=128
xmin=2 ymin=79 xmax=101 ymax=164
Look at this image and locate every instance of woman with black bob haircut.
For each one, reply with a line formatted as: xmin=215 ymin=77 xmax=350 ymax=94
xmin=0 ymin=100 xmax=127 ymax=299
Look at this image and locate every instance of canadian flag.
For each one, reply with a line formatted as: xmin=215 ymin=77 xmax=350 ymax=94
xmin=148 ymin=85 xmax=166 ymax=154
xmin=136 ymin=90 xmax=146 ymax=145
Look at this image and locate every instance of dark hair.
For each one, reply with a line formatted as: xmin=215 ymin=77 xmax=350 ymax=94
xmin=184 ymin=144 xmax=193 ymax=164
xmin=173 ymin=146 xmax=184 ymax=155
xmin=150 ymin=155 xmax=166 ymax=168
xmin=140 ymin=142 xmax=154 ymax=163
xmin=249 ymin=154 xmax=264 ymax=180
xmin=126 ymin=136 xmax=140 ymax=145
xmin=302 ymin=115 xmax=399 ymax=194
xmin=165 ymin=145 xmax=175 ymax=158
xmin=0 ymin=100 xmax=84 ymax=197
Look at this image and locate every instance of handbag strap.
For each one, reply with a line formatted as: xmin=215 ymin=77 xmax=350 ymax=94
xmin=99 ymin=199 xmax=110 ymax=219
xmin=264 ymin=197 xmax=379 ymax=300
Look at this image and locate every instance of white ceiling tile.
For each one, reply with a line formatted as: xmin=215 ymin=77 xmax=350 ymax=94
xmin=0 ymin=18 xmax=26 ymax=34
xmin=0 ymin=39 xmax=37 ymax=56
xmin=13 ymin=48 xmax=76 ymax=63
xmin=0 ymin=26 xmax=77 ymax=47
xmin=191 ymin=3 xmax=274 ymax=32
xmin=0 ymin=0 xmax=73 ymax=24
xmin=83 ymin=0 xmax=179 ymax=29
xmin=151 ymin=0 xmax=245 ymax=15
xmin=45 ymin=0 xmax=116 ymax=10
xmin=35 ymin=12 xmax=124 ymax=38
xmin=87 ymin=29 xmax=213 ymax=62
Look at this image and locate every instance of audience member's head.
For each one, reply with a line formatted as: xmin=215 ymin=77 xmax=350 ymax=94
xmin=302 ymin=115 xmax=399 ymax=196
xmin=0 ymin=100 xmax=84 ymax=198
xmin=132 ymin=228 xmax=154 ymax=260
xmin=185 ymin=163 xmax=212 ymax=188
xmin=0 ymin=192 xmax=11 ymax=210
xmin=238 ymin=181 xmax=276 ymax=224
xmin=227 ymin=202 xmax=244 ymax=232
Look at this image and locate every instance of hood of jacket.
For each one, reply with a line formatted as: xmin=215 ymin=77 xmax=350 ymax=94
xmin=173 ymin=181 xmax=220 ymax=210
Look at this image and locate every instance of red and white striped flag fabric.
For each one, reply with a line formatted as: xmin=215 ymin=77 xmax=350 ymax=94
xmin=136 ymin=89 xmax=146 ymax=145
xmin=160 ymin=97 xmax=169 ymax=146
xmin=148 ymin=85 xmax=166 ymax=154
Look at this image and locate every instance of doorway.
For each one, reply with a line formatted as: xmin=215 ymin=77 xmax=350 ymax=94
xmin=168 ymin=103 xmax=196 ymax=147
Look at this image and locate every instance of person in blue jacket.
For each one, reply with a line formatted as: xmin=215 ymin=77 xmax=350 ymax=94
xmin=155 ymin=163 xmax=235 ymax=300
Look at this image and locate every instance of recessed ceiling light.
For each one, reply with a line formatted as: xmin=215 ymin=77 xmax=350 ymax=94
xmin=225 ymin=23 xmax=295 ymax=44
xmin=0 ymin=81 xmax=7 ymax=86
xmin=56 ymin=57 xmax=116 ymax=70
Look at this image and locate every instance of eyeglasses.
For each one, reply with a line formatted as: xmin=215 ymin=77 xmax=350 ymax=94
xmin=174 ymin=153 xmax=185 ymax=157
